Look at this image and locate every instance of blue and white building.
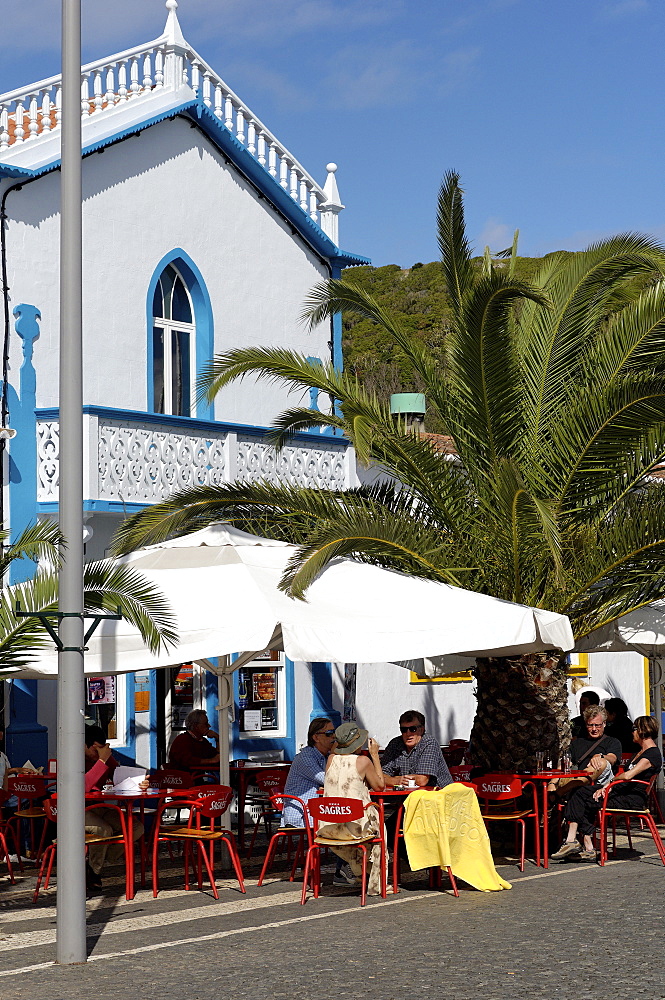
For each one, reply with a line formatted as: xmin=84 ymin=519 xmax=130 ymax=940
xmin=0 ymin=1 xmax=367 ymax=769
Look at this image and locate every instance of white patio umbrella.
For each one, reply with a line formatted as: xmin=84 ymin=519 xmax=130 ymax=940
xmin=16 ymin=524 xmax=574 ymax=781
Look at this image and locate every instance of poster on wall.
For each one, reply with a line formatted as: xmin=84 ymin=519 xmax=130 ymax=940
xmin=86 ymin=676 xmax=116 ymax=705
xmin=252 ymin=673 xmax=276 ymax=702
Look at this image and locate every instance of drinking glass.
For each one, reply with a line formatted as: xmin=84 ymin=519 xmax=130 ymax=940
xmin=534 ymin=751 xmax=545 ymax=772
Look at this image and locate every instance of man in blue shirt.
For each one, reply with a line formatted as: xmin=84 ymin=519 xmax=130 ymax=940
xmin=281 ymin=717 xmax=356 ymax=885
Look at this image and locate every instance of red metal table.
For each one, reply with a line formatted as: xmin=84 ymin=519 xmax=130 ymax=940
xmin=229 ymin=763 xmax=291 ymax=849
xmin=86 ymin=788 xmax=164 ymax=899
xmin=370 ymin=786 xmax=425 ymax=893
xmin=493 ymin=770 xmax=588 ymax=868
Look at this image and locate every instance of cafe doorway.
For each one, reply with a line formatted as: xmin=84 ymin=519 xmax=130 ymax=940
xmin=155 ymin=662 xmax=208 ymax=767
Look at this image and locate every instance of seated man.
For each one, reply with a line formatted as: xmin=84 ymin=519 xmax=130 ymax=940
xmin=84 ymin=725 xmax=145 ymax=894
xmin=551 ymin=705 xmax=621 ymax=861
xmin=281 ymin=717 xmax=356 ymax=886
xmin=569 ymin=690 xmax=600 ymax=741
xmin=168 ymin=709 xmax=220 ymax=773
xmin=380 ymin=710 xmax=453 ymax=789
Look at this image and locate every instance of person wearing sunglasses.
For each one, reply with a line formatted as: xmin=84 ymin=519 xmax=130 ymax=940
xmin=281 ymin=718 xmax=357 ymax=885
xmin=380 ymin=710 xmax=453 ymax=790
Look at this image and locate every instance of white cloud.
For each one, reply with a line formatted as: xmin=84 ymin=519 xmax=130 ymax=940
xmin=477 ymin=217 xmax=511 ymax=251
xmin=601 ymin=0 xmax=648 ymax=18
xmin=321 ymin=40 xmax=427 ymax=111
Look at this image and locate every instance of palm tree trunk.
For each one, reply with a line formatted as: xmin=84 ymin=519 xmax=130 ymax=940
xmin=470 ymin=652 xmax=571 ymax=772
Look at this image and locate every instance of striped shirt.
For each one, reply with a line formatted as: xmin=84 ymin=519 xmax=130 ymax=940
xmin=280 ymin=745 xmax=327 ymax=827
xmin=380 ymin=733 xmax=453 ymax=788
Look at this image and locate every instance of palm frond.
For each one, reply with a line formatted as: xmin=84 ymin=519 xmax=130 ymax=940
xmin=445 ymin=271 xmax=549 ymax=472
xmin=280 ymin=510 xmax=479 ymax=600
xmin=436 ymin=170 xmax=475 ymax=316
xmin=0 ymin=561 xmax=177 ymax=670
xmin=0 ymin=521 xmax=63 ymax=578
xmin=518 ymin=235 xmax=665 ymax=446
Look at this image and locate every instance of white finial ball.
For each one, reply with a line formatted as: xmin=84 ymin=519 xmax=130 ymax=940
xmin=326 ymin=162 xmax=338 ymax=173
xmin=166 ymin=0 xmax=178 ymax=12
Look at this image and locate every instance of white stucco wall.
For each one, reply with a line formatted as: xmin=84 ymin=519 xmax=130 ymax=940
xmin=4 ymin=116 xmax=331 ymax=425
xmin=337 ymin=652 xmax=650 ymax=751
xmin=573 ymin=652 xmax=648 ymax=720
xmin=332 ymin=661 xmax=476 ymax=748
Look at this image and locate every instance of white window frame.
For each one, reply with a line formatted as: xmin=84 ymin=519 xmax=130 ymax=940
xmin=152 ymin=265 xmax=196 ymax=417
xmin=104 ymin=674 xmax=128 ymax=749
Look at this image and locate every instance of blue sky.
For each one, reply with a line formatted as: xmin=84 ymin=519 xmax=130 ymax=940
xmin=1 ymin=0 xmax=664 ymax=267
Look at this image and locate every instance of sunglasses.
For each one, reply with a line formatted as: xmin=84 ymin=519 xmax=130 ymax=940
xmin=320 ymin=730 xmax=337 ymax=737
xmin=400 ymin=725 xmax=422 ymax=734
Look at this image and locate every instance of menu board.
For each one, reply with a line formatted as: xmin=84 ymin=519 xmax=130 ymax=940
xmin=239 ymin=665 xmax=279 ymax=731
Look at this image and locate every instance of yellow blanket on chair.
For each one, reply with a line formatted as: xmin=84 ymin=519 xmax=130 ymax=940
xmin=403 ymin=785 xmax=511 ymax=892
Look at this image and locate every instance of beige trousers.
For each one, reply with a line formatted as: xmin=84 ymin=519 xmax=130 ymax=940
xmin=85 ymin=807 xmax=144 ymax=875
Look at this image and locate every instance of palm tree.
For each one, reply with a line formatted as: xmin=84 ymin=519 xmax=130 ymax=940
xmin=0 ymin=521 xmax=177 ymax=672
xmin=112 ymin=172 xmax=665 ymax=771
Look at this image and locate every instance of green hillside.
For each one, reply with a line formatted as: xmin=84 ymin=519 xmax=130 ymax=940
xmin=339 ymin=254 xmax=573 ymax=432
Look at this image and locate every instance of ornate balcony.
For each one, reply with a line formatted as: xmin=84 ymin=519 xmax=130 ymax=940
xmin=36 ymin=407 xmax=354 ymax=508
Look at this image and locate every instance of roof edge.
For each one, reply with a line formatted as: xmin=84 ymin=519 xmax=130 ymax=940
xmin=0 ymin=97 xmax=370 ymax=268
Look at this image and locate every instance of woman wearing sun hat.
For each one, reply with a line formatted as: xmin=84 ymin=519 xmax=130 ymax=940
xmin=319 ymin=722 xmax=387 ymax=895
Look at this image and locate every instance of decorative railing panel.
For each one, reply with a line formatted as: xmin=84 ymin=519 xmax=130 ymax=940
xmin=35 ymin=410 xmax=352 ymax=505
xmin=97 ymin=420 xmax=228 ymax=503
xmin=236 ymin=434 xmax=347 ymax=490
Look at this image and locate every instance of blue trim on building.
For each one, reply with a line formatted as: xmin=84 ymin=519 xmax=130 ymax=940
xmin=6 ymin=304 xmax=48 ymax=766
xmin=146 ymin=249 xmax=214 ymax=420
xmin=310 ymin=662 xmax=340 ymax=727
xmin=1 ymin=98 xmax=370 ymax=270
xmin=330 ymin=264 xmax=344 ymax=373
xmin=35 ymin=403 xmax=351 ymax=447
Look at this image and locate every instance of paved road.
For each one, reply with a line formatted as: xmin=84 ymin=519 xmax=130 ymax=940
xmin=1 ymin=834 xmax=664 ymax=1000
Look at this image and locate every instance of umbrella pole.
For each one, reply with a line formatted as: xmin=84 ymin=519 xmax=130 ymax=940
xmin=651 ymin=658 xmax=665 ymax=813
xmin=216 ymin=657 xmax=231 ymax=789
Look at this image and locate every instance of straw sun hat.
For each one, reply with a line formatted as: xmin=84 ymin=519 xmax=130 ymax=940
xmin=334 ymin=722 xmax=368 ymax=754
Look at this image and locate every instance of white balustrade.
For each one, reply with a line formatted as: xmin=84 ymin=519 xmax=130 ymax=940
xmin=0 ymin=1 xmax=330 ymax=227
xmin=36 ymin=413 xmax=351 ymax=503
xmin=236 ymin=435 xmax=348 ymax=491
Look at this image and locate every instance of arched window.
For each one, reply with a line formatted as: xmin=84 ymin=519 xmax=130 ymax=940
xmin=151 ymin=263 xmax=195 ymax=416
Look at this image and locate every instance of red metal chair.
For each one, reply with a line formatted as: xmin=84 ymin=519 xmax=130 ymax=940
xmin=147 ymin=769 xmax=194 ymax=791
xmin=472 ymin=774 xmax=539 ymax=871
xmin=598 ymin=777 xmax=665 ymax=866
xmin=448 ymin=765 xmax=472 ymax=782
xmin=33 ymin=796 xmax=130 ymax=902
xmin=301 ymin=796 xmax=387 ymax=907
xmin=246 ymin=769 xmax=288 ymax=859
xmin=256 ymin=793 xmax=312 ymax=885
xmin=6 ymin=775 xmax=49 ymax=861
xmin=151 ymin=785 xmax=245 ymax=898
xmin=0 ymin=790 xmax=17 ymax=883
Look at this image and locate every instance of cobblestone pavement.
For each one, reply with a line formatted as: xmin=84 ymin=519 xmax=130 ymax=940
xmin=1 ymin=828 xmax=664 ymax=1000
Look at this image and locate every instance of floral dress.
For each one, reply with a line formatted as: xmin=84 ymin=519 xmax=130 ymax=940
xmin=320 ymin=753 xmax=386 ymax=895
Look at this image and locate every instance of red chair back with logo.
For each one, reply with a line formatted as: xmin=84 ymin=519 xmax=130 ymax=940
xmin=8 ymin=775 xmax=47 ymax=800
xmin=473 ymin=774 xmax=523 ymax=801
xmin=197 ymin=785 xmax=234 ymax=818
xmin=253 ymin=770 xmax=287 ymax=795
xmin=307 ymin=796 xmax=365 ymax=827
xmin=449 ymin=765 xmax=472 ymax=783
xmin=148 ymin=769 xmax=192 ymax=791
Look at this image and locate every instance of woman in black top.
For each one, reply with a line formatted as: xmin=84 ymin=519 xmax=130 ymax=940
xmin=552 ymin=713 xmax=661 ymax=861
xmin=591 ymin=714 xmax=662 ymax=811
